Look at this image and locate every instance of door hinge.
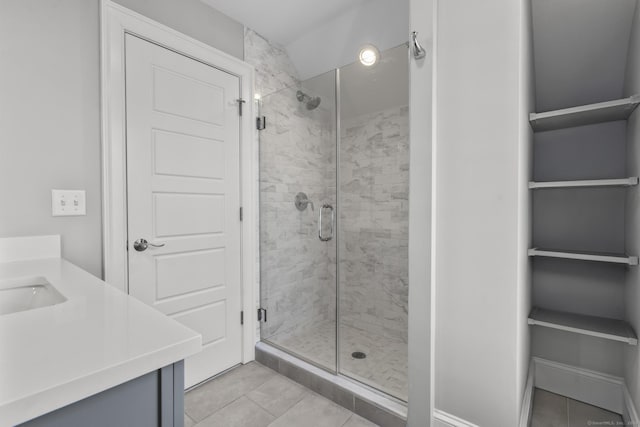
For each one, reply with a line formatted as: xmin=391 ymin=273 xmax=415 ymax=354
xmin=241 ymin=311 xmax=244 ymax=325
xmin=256 ymin=116 xmax=266 ymax=130
xmin=257 ymin=308 xmax=267 ymax=323
xmin=239 ymin=207 xmax=243 ymax=221
xmin=236 ymin=98 xmax=246 ymax=116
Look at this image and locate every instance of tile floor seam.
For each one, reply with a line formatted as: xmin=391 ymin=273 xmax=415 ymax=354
xmin=264 ymin=392 xmax=309 ymax=426
xmin=566 ymin=396 xmax=570 ymax=427
xmin=244 ymin=391 xmax=294 ymax=419
xmin=197 ymin=393 xmax=247 ymax=423
xmin=195 ymin=395 xmax=277 ymax=427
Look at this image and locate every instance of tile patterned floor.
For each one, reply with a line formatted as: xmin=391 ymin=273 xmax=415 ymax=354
xmin=267 ymin=320 xmax=408 ymax=401
xmin=185 ymin=362 xmax=380 ymax=427
xmin=531 ymin=388 xmax=623 ymax=427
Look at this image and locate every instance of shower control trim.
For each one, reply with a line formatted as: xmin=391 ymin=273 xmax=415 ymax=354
xmin=318 ymin=204 xmax=335 ymax=242
xmin=295 ymin=192 xmax=314 ymax=211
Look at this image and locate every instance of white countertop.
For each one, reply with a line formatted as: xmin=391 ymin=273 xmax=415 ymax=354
xmin=0 ymin=257 xmax=202 ymax=426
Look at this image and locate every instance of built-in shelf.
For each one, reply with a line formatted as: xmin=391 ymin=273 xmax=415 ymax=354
xmin=528 ymin=248 xmax=639 ymax=265
xmin=528 ymin=307 xmax=638 ymax=345
xmin=529 ymin=95 xmax=640 ymax=132
xmin=529 ymin=177 xmax=639 ymax=189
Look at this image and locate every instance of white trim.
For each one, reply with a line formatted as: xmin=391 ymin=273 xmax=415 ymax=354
xmin=530 ymin=358 xmax=640 ymax=424
xmin=533 ymin=357 xmax=624 ymax=414
xmin=429 ymin=0 xmax=439 ymax=425
xmin=100 ymin=0 xmax=256 ymax=365
xmin=623 ymin=383 xmax=640 ymax=427
xmin=432 ymin=410 xmax=479 ymax=427
xmin=0 ymin=235 xmax=61 ymax=262
xmin=519 ymin=360 xmax=535 ymax=427
xmin=408 ymin=0 xmax=436 ymax=422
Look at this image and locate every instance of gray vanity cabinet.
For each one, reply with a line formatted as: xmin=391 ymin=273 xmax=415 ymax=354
xmin=19 ymin=361 xmax=184 ymax=427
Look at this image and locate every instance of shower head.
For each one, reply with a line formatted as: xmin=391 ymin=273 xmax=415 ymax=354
xmin=296 ymin=90 xmax=321 ymax=110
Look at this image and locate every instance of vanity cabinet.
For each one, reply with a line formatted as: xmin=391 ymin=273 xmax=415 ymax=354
xmin=20 ymin=362 xmax=184 ymax=427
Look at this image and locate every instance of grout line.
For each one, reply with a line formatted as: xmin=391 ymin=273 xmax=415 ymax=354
xmin=197 ymin=394 xmax=246 ymax=424
xmin=270 ymin=393 xmax=313 ymax=423
xmin=566 ymin=397 xmax=570 ymax=427
xmin=244 ymin=391 xmax=280 ymax=419
xmin=340 ymin=413 xmax=355 ymax=427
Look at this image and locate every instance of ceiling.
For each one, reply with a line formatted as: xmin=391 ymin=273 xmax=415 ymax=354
xmin=339 ymin=44 xmax=409 ymax=119
xmin=200 ymin=0 xmax=366 ymax=46
xmin=532 ymin=0 xmax=637 ymax=111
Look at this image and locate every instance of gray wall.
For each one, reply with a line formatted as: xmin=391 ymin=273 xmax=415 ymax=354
xmin=0 ymin=0 xmax=243 ymax=277
xmin=114 ymin=0 xmax=243 ymax=58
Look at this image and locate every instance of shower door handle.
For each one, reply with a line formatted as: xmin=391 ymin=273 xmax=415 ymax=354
xmin=318 ymin=204 xmax=334 ymax=242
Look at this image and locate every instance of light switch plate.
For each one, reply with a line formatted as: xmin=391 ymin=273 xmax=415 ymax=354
xmin=52 ymin=190 xmax=86 ymax=216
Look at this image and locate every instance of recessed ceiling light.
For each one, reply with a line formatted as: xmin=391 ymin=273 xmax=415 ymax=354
xmin=359 ymin=45 xmax=379 ymax=67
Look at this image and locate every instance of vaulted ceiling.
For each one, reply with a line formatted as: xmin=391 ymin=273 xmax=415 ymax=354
xmin=200 ymin=0 xmax=366 ymax=46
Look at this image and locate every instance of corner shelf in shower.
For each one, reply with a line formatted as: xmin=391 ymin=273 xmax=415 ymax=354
xmin=528 ymin=248 xmax=639 ymax=266
xmin=529 ymin=95 xmax=640 ymax=132
xmin=528 ymin=177 xmax=639 ymax=189
xmin=528 ymin=307 xmax=638 ymax=345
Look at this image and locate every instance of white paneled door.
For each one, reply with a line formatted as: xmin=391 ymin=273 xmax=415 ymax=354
xmin=125 ymin=34 xmax=242 ymax=388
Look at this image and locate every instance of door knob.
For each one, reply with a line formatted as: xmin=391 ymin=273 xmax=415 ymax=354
xmin=133 ymin=238 xmax=165 ymax=252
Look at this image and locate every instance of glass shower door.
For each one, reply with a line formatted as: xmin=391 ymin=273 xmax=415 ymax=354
xmin=259 ymin=70 xmax=337 ymax=372
xmin=337 ymin=45 xmax=410 ymax=401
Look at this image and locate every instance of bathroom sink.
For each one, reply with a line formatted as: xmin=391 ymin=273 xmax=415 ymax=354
xmin=0 ymin=276 xmax=67 ymax=315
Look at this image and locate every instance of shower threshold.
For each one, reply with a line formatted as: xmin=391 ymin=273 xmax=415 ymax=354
xmin=255 ymin=341 xmax=407 ymax=426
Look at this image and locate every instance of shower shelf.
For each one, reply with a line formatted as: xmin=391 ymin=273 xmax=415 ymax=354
xmin=529 ymin=95 xmax=640 ymax=132
xmin=528 ymin=307 xmax=638 ymax=345
xmin=528 ymin=248 xmax=639 ymax=265
xmin=528 ymin=177 xmax=639 ymax=189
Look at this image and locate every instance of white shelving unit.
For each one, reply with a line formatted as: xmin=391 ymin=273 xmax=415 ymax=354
xmin=528 ymin=248 xmax=639 ymax=265
xmin=529 ymin=177 xmax=639 ymax=189
xmin=528 ymin=307 xmax=638 ymax=345
xmin=529 ymin=95 xmax=640 ymax=132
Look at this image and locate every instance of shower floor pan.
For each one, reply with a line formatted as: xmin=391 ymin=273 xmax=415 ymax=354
xmin=266 ymin=320 xmax=408 ymax=401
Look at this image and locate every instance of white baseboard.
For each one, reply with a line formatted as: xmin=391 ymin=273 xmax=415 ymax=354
xmin=436 ymin=358 xmax=640 ymax=427
xmin=533 ymin=357 xmax=624 ymax=414
xmin=623 ymin=383 xmax=640 ymax=427
xmin=519 ymin=359 xmax=535 ymax=427
xmin=432 ymin=409 xmax=479 ymax=427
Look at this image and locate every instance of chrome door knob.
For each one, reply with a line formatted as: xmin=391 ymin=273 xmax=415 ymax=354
xmin=133 ymin=238 xmax=165 ymax=252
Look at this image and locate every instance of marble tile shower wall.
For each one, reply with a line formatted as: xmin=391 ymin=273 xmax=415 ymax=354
xmin=339 ymin=106 xmax=410 ymax=343
xmin=245 ymin=29 xmax=337 ymax=342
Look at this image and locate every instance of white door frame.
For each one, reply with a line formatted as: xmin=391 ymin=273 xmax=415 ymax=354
xmin=100 ymin=0 xmax=257 ymax=363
